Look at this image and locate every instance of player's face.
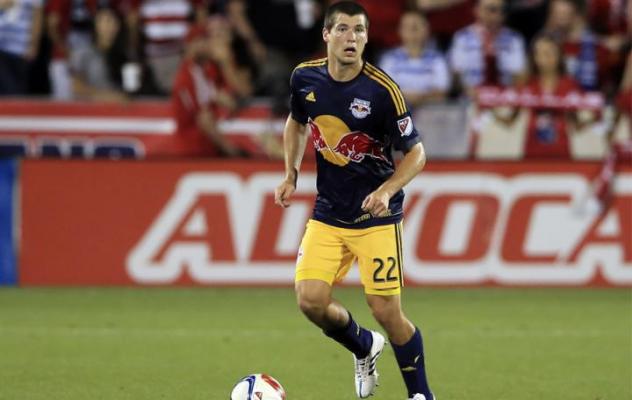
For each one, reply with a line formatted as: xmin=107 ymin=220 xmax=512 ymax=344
xmin=323 ymin=13 xmax=368 ymax=65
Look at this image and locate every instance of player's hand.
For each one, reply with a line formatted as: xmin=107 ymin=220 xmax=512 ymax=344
xmin=275 ymin=179 xmax=295 ymax=208
xmin=361 ymin=189 xmax=390 ymax=217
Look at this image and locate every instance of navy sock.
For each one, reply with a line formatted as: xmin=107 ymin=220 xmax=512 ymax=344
xmin=323 ymin=312 xmax=373 ymax=358
xmin=391 ymin=327 xmax=432 ymax=399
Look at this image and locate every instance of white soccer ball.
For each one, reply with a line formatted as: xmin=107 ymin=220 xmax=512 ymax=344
xmin=230 ymin=373 xmax=286 ymax=400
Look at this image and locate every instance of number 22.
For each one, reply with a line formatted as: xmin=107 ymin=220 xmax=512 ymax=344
xmin=372 ymin=257 xmax=398 ymax=283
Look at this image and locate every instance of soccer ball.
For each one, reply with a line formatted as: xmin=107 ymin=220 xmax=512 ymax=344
xmin=230 ymin=373 xmax=286 ymax=400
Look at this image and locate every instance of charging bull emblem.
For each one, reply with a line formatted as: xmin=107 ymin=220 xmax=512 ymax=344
xmin=309 ymin=115 xmax=388 ymax=166
xmin=349 ymin=98 xmax=371 ymax=119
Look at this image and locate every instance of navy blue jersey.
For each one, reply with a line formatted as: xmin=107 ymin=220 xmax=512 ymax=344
xmin=290 ymin=58 xmax=422 ymax=229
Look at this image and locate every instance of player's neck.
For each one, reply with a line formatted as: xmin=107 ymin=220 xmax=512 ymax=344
xmin=327 ymin=57 xmax=364 ymax=82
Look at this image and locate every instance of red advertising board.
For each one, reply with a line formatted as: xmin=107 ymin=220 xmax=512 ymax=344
xmin=20 ymin=160 xmax=632 ymax=286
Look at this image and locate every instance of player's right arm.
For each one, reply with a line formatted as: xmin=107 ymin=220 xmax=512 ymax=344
xmin=275 ymin=67 xmax=310 ymax=208
xmin=275 ymin=116 xmax=308 ymax=208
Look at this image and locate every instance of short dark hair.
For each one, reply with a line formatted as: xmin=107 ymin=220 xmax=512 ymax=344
xmin=324 ymin=1 xmax=369 ymax=31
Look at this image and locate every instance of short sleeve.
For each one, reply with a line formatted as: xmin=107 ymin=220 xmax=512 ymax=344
xmin=289 ymin=69 xmax=308 ymax=124
xmin=382 ymin=83 xmax=421 ymax=153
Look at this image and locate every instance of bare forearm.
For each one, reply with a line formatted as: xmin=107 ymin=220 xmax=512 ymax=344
xmin=378 ymin=143 xmax=426 ymax=198
xmin=283 ymin=116 xmax=308 ymax=183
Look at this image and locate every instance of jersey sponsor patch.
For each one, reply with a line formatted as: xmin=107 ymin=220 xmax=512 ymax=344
xmin=349 ymin=98 xmax=371 ymax=119
xmin=397 ymin=116 xmax=413 ymax=136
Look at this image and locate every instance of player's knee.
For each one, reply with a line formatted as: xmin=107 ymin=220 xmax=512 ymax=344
xmin=297 ymin=296 xmax=328 ymax=320
xmin=295 ymin=280 xmax=331 ymax=320
xmin=370 ymin=306 xmax=394 ymax=327
xmin=369 ymin=300 xmax=402 ymax=329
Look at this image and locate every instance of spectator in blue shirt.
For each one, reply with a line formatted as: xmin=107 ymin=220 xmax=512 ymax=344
xmin=379 ymin=10 xmax=450 ymax=109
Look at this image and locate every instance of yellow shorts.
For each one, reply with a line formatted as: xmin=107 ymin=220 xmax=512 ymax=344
xmin=295 ymin=219 xmax=404 ymax=296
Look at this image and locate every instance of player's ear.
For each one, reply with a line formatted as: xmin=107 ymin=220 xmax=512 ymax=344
xmin=322 ymin=27 xmax=330 ymax=43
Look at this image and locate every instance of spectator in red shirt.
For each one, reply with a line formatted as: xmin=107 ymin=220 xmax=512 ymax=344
xmin=523 ymin=35 xmax=580 ymax=158
xmin=171 ymin=23 xmax=248 ymax=157
xmin=523 ymin=34 xmax=593 ymax=158
xmin=487 ymin=33 xmax=591 ymax=158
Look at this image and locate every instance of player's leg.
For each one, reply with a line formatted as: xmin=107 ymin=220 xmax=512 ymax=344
xmin=295 ymin=279 xmax=346 ymax=330
xmin=295 ymin=220 xmax=375 ymax=359
xmin=366 ymin=293 xmax=434 ymax=400
xmin=296 ymin=279 xmax=374 ymax=358
xmin=352 ymin=222 xmax=434 ymax=400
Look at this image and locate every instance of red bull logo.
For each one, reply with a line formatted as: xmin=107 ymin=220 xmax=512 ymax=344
xmin=349 ymin=98 xmax=372 ymax=119
xmin=332 ymin=132 xmax=387 ymax=163
xmin=309 ymin=115 xmax=388 ymax=166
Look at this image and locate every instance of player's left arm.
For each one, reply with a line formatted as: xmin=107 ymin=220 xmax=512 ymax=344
xmin=361 ymin=142 xmax=426 ymax=217
xmin=362 ymin=77 xmax=426 ymax=217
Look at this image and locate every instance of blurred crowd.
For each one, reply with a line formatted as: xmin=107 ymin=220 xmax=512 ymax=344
xmin=0 ymin=0 xmax=630 ymax=158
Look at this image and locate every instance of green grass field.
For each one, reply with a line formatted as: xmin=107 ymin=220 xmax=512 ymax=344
xmin=0 ymin=288 xmax=629 ymax=400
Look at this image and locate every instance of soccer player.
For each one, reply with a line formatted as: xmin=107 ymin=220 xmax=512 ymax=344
xmin=274 ymin=2 xmax=435 ymax=400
